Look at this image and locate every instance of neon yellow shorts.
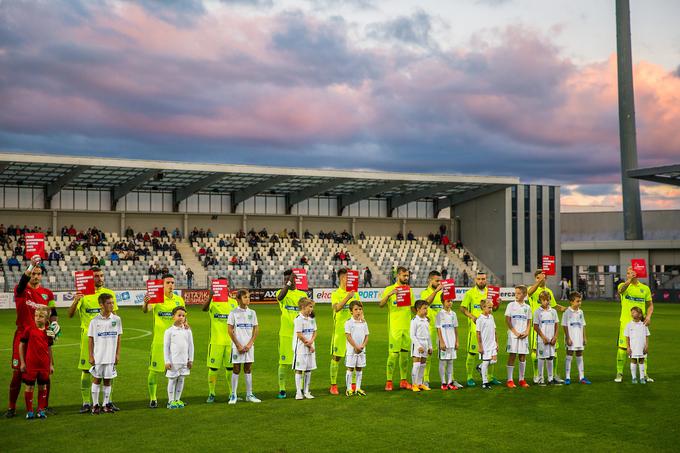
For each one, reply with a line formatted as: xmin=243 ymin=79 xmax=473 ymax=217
xmin=388 ymin=329 xmax=410 ymax=353
xmin=279 ymin=335 xmax=294 ymax=365
xmin=207 ymin=343 xmax=232 ymax=369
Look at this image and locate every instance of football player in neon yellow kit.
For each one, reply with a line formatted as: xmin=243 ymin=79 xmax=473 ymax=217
xmin=143 ymin=274 xmax=185 ymax=408
xmin=202 ymin=283 xmax=239 ymax=403
xmin=68 ymin=267 xmax=119 ymax=413
xmin=528 ymin=269 xmax=566 ymax=383
xmin=275 ymin=269 xmax=308 ymax=399
xmin=615 ymin=266 xmax=654 ymax=383
xmin=420 ymin=270 xmax=444 ymax=387
xmin=460 ymin=272 xmax=500 ymax=386
xmin=329 ymin=268 xmax=360 ymax=395
xmin=379 ymin=266 xmax=415 ymax=391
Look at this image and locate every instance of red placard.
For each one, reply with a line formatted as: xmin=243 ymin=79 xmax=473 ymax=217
xmin=346 ymin=270 xmax=359 ymax=292
xmin=441 ymin=279 xmax=456 ymax=301
xmin=211 ymin=279 xmax=230 ymax=302
xmin=292 ymin=268 xmax=309 ymax=290
xmin=25 ymin=233 xmax=46 ymax=260
xmin=631 ymin=259 xmax=648 ymax=278
xmin=396 ymin=286 xmax=411 ymax=307
xmin=542 ymin=255 xmax=556 ymax=275
xmin=487 ymin=285 xmax=501 ymax=308
xmin=75 ymin=270 xmax=95 ymax=295
xmin=146 ymin=279 xmax=164 ymax=304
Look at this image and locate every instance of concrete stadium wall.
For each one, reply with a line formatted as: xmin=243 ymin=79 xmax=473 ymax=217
xmin=562 ymin=210 xmax=680 ymax=241
xmin=1 ymin=210 xmax=52 ymax=230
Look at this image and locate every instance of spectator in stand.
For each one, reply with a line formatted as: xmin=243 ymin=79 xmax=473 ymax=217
xmin=338 ymin=250 xmax=347 ymax=265
xmin=230 ymin=255 xmax=239 ymax=268
xmin=7 ymin=255 xmax=20 ymax=271
xmin=125 ymin=250 xmax=136 ymax=261
xmin=463 ymin=270 xmax=469 ymax=287
xmin=364 ymin=267 xmax=373 ymax=288
xmin=172 ymin=228 xmax=182 ymax=239
xmin=255 ymin=267 xmax=263 ymax=288
xmin=218 ymin=238 xmax=226 ymax=248
xmin=14 ymin=244 xmax=23 ymax=256
xmin=359 ymin=231 xmax=366 ymax=240
xmin=442 ymin=268 xmax=448 ymax=280
xmin=161 ymin=265 xmax=169 ymax=275
xmin=441 ymin=234 xmax=450 ymax=252
xmin=47 ymin=249 xmax=62 ymax=265
xmin=300 ymin=256 xmax=309 ymax=266
xmin=173 ymin=251 xmax=182 ymax=264
xmin=270 ymin=234 xmax=280 ymax=244
xmin=463 ymin=252 xmax=471 ymax=265
xmin=268 ymin=247 xmax=277 ymax=258
xmin=125 ymin=226 xmax=134 ymax=238
xmin=290 ymin=229 xmax=298 ymax=239
xmin=456 ymin=240 xmax=463 ymax=249
xmin=236 ymin=229 xmax=246 ymax=239
xmin=68 ymin=225 xmax=77 ymax=237
xmin=258 ymin=228 xmax=268 ymax=239
xmin=252 ymin=250 xmax=262 ymax=263
xmin=88 ymin=255 xmax=99 ymax=266
xmin=248 ymin=236 xmax=258 ymax=248
xmin=160 ymin=227 xmax=169 ymax=238
xmin=292 ymin=238 xmax=301 ymax=250
xmin=319 ymin=230 xmax=326 ymax=240
xmin=186 ymin=268 xmax=194 ymax=289
xmin=149 ymin=264 xmax=160 ymax=277
xmin=407 ymin=230 xmax=415 ymax=241
xmin=60 ymin=226 xmax=68 ymax=239
xmin=396 ymin=231 xmax=404 ymax=241
xmin=169 ymin=241 xmax=177 ymax=252
xmin=206 ymin=228 xmax=214 ymax=238
xmin=152 ymin=227 xmax=160 ymax=238
xmin=250 ymin=269 xmax=256 ymax=287
xmin=304 ymin=229 xmax=312 ymax=239
xmin=110 ymin=251 xmax=120 ymax=264
xmin=439 ymin=223 xmax=447 ymax=236
xmin=143 ymin=232 xmax=151 ymax=243
xmin=331 ymin=269 xmax=337 ymax=287
xmin=198 ymin=246 xmax=206 ymax=256
xmin=161 ymin=242 xmax=170 ymax=252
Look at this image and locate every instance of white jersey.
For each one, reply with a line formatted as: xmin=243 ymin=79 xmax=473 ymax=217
xmin=475 ymin=314 xmax=497 ymax=355
xmin=410 ymin=316 xmax=432 ymax=351
xmin=561 ymin=307 xmax=586 ymax=350
xmin=87 ymin=313 xmax=122 ymax=365
xmin=163 ymin=325 xmax=195 ymax=366
xmin=624 ymin=321 xmax=650 ymax=358
xmin=293 ymin=314 xmax=317 ymax=353
xmin=533 ymin=307 xmax=559 ymax=341
xmin=345 ymin=318 xmax=369 ymax=355
xmin=505 ymin=301 xmax=532 ymax=338
xmin=227 ymin=307 xmax=258 ymax=349
xmin=435 ymin=310 xmax=458 ymax=349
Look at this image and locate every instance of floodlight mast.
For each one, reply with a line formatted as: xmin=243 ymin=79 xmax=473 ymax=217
xmin=615 ymin=0 xmax=643 ymax=240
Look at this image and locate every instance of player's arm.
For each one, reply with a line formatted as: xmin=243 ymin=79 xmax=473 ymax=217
xmin=523 ymin=317 xmax=532 ymax=338
xmin=187 ymin=330 xmax=194 ymax=367
xmin=454 ymin=326 xmax=459 ymax=349
xmin=228 ymin=323 xmax=241 ymax=351
xmin=201 ymin=294 xmax=213 ymax=312
xmin=19 ymin=338 xmax=27 ymax=372
xmin=248 ymin=324 xmax=259 ymax=350
xmin=437 ymin=326 xmax=446 ymax=350
xmin=68 ymin=292 xmax=84 ymax=318
xmin=644 ymin=298 xmax=654 ymax=326
xmin=643 ymin=332 xmax=649 ymax=354
xmin=345 ymin=331 xmax=360 ymax=351
xmin=425 ymin=286 xmax=442 ymax=304
xmin=460 ymin=294 xmax=476 ymax=322
xmin=476 ymin=329 xmax=483 ymax=354
xmin=505 ymin=315 xmax=516 ymax=336
xmin=582 ymin=325 xmax=587 ymax=346
xmin=563 ymin=323 xmax=572 ymax=346
xmin=277 ymin=274 xmax=295 ymax=301
xmin=361 ymin=331 xmax=368 ymax=349
xmin=333 ymin=292 xmax=355 ymax=312
xmin=378 ymin=288 xmax=396 ymax=307
xmin=163 ymin=329 xmax=172 ymax=369
xmin=142 ymin=294 xmax=151 ymax=313
xmin=527 ymin=275 xmax=543 ymax=297
xmin=618 ymin=279 xmax=631 ymax=296
xmin=48 ymin=344 xmax=54 ymax=374
xmin=115 ymin=333 xmax=121 ymax=365
xmin=88 ymin=335 xmax=95 ymax=365
xmin=626 ymin=335 xmax=632 ymax=355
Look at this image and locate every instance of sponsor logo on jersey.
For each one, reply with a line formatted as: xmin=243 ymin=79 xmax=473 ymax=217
xmin=86 ymin=308 xmax=101 ymax=313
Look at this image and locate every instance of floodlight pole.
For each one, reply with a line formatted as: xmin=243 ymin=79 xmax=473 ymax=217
xmin=615 ymin=0 xmax=643 ymax=240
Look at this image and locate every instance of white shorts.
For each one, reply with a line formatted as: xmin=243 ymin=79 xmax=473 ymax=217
xmin=230 ymin=347 xmax=255 ymax=364
xmin=90 ymin=364 xmax=117 ymax=379
xmin=506 ymin=333 xmax=529 ymax=354
xmin=479 ymin=348 xmax=498 ymax=361
xmin=566 ymin=343 xmax=585 ymax=352
xmin=294 ymin=353 xmax=317 ymax=371
xmin=345 ymin=353 xmax=366 ymax=369
xmin=438 ymin=347 xmax=457 ymax=361
xmin=629 ymin=351 xmax=647 ymax=359
xmin=166 ymin=364 xmax=191 ymax=378
xmin=411 ymin=342 xmax=430 ymax=359
xmin=537 ymin=342 xmax=556 ymax=359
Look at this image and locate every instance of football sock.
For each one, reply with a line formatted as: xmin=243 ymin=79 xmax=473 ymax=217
xmin=547 ymin=358 xmax=554 ymax=381
xmin=466 ymin=353 xmax=476 ymax=380
xmin=208 ymin=368 xmax=218 ymax=395
xmin=424 ymin=359 xmax=431 ymax=383
xmin=630 ymin=363 xmax=638 ymax=379
xmin=38 ymin=387 xmax=47 ymax=411
xmin=225 ymin=368 xmax=233 ymax=395
xmin=45 ymin=381 xmax=50 ymax=407
xmin=231 ymin=372 xmax=239 ymax=396
xmin=419 ymin=363 xmax=426 ymax=384
xmin=411 ymin=363 xmax=419 ymax=385
xmin=399 ymin=351 xmax=410 ymax=380
xmin=531 ymin=351 xmax=538 ymax=379
xmin=386 ymin=353 xmax=397 ymax=381
xmin=174 ymin=376 xmax=185 ymax=401
xmin=81 ymin=372 xmax=91 ymax=404
xmin=167 ymin=378 xmax=177 ymax=402
xmin=617 ymin=348 xmax=627 ymax=375
xmin=565 ymin=355 xmax=573 ymax=379
xmin=278 ymin=365 xmax=287 ymax=392
xmin=24 ymin=389 xmax=34 ymax=413
xmin=481 ymin=361 xmax=489 ymax=384
xmin=439 ymin=361 xmax=447 ymax=384
xmin=8 ymin=370 xmax=21 ymax=410
xmin=346 ymin=370 xmax=353 ymax=390
xmin=304 ymin=371 xmax=311 ymax=394
xmin=148 ymin=371 xmax=160 ymax=401
xmin=245 ymin=373 xmax=253 ymax=395
xmin=330 ymin=360 xmax=339 ymax=385
xmin=507 ymin=365 xmax=514 ymax=381
xmin=447 ymin=361 xmax=454 ymax=383
xmin=103 ymin=385 xmax=111 ymax=405
xmin=355 ymin=371 xmax=363 ymax=390
xmin=295 ymin=373 xmax=303 ymax=394
xmin=91 ymin=383 xmax=101 ymax=406
xmin=538 ymin=359 xmax=545 ymax=381
xmin=576 ymin=356 xmax=584 ymax=380
xmin=519 ymin=361 xmax=526 ymax=381
xmin=638 ymin=363 xmax=646 ymax=380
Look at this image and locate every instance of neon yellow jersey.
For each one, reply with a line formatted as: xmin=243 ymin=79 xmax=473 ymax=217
xmin=276 ymin=288 xmax=307 ymax=337
xmin=331 ymin=287 xmax=359 ymax=335
xmin=529 ymin=286 xmax=557 ymax=313
xmin=150 ymin=293 xmax=185 ymax=344
xmin=461 ymin=286 xmax=487 ymax=324
xmin=618 ymin=282 xmax=651 ymax=325
xmin=208 ymin=298 xmax=239 ymax=346
xmin=420 ymin=287 xmax=443 ymax=329
xmin=76 ymin=287 xmax=119 ymax=330
xmin=383 ymin=283 xmax=415 ymax=331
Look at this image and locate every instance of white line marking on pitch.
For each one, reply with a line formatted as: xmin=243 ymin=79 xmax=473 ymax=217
xmin=0 ymin=328 xmax=152 ymax=351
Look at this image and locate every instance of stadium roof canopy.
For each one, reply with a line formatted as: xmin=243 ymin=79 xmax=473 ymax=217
xmin=628 ymin=164 xmax=680 ymax=187
xmin=0 ymin=152 xmax=519 ymax=215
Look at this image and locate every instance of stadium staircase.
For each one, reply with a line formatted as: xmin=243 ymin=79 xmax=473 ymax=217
xmin=344 ymin=243 xmax=390 ymax=286
xmin=445 ymin=246 xmax=501 ymax=285
xmin=176 ymin=241 xmax=208 ymax=288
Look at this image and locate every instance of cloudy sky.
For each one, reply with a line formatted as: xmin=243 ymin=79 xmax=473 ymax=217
xmin=1 ymin=0 xmax=679 ymax=210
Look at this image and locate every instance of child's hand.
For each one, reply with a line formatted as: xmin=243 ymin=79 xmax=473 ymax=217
xmin=583 ymin=338 xmax=587 ymax=346
xmin=439 ymin=342 xmax=446 ymax=351
xmin=627 ymin=348 xmax=632 ymax=356
xmin=50 ymin=364 xmax=54 ymax=374
xmin=550 ymin=337 xmax=557 ymax=346
xmin=89 ymin=355 xmax=95 ymax=365
xmin=143 ymin=295 xmax=150 ymax=304
xmin=428 ymin=348 xmax=433 ymax=355
xmin=309 ymin=345 xmax=315 ymax=353
xmin=165 ymin=363 xmax=172 ymax=370
xmin=543 ymin=337 xmax=550 ymax=345
xmin=418 ymin=346 xmax=424 ymax=353
xmin=491 ymin=354 xmax=497 ymax=362
xmin=567 ymin=338 xmax=573 ymax=346
xmin=187 ymin=361 xmax=193 ymax=369
xmin=455 ymin=341 xmax=459 ymax=350
xmin=19 ymin=362 xmax=26 ymax=373
xmin=115 ymin=354 xmax=120 ymax=365
xmin=478 ymin=348 xmax=484 ymax=356
xmin=643 ymin=346 xmax=648 ymax=354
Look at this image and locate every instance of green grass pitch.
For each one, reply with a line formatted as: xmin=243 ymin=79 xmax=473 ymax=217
xmin=0 ymin=301 xmax=678 ymax=452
